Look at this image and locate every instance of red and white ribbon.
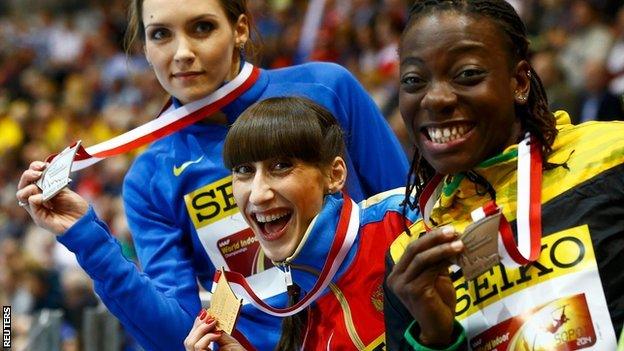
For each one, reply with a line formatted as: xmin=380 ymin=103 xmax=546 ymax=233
xmin=46 ymin=62 xmax=260 ymax=171
xmin=420 ymin=134 xmax=543 ymax=266
xmin=499 ymin=133 xmax=542 ymax=265
xmin=213 ymin=196 xmax=360 ymax=317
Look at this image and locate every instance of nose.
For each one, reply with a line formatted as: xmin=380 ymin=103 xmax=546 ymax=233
xmin=173 ymin=36 xmax=196 ymax=66
xmin=420 ymin=80 xmax=457 ymax=116
xmin=248 ymin=172 xmax=274 ymax=206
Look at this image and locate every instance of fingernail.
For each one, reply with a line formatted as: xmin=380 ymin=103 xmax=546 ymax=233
xmin=450 ymin=240 xmax=464 ymax=251
xmin=205 ymin=317 xmax=215 ymax=325
xmin=198 ymin=309 xmax=207 ymax=320
xmin=442 ymin=226 xmax=455 ymax=235
xmin=35 ymin=171 xmax=42 ymax=177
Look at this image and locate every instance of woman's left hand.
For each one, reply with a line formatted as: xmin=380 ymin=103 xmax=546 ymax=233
xmin=184 ymin=309 xmax=246 ymax=351
xmin=16 ymin=161 xmax=89 ymax=234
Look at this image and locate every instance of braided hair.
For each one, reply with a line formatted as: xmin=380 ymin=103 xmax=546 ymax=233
xmin=400 ymin=0 xmax=558 ymax=218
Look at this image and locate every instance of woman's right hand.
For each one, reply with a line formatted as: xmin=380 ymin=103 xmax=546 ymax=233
xmin=16 ymin=161 xmax=89 ymax=235
xmin=184 ymin=309 xmax=246 ymax=351
xmin=386 ymin=226 xmax=464 ymax=346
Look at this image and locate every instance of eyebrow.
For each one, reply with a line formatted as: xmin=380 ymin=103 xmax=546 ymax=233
xmin=400 ymin=56 xmax=424 ymax=68
xmin=400 ymin=40 xmax=487 ymax=68
xmin=144 ymin=13 xmax=219 ymax=29
xmin=446 ymin=40 xmax=487 ymax=55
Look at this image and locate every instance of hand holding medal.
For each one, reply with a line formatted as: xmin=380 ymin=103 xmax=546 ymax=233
xmin=386 ymin=225 xmax=465 ymax=346
xmin=184 ymin=270 xmax=245 ymax=351
xmin=15 ymin=141 xmax=89 ymax=235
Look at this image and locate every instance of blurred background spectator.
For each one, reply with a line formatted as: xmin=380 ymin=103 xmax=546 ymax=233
xmin=1 ymin=0 xmax=623 ymax=349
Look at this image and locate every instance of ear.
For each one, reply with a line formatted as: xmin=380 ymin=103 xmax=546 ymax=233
xmin=512 ymin=60 xmax=531 ymax=105
xmin=325 ymin=157 xmax=347 ymax=194
xmin=234 ymin=14 xmax=250 ymax=48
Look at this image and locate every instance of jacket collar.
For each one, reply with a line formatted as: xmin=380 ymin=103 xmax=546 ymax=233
xmin=279 ymin=192 xmax=359 ymax=294
xmin=431 ymin=111 xmax=571 ymax=228
xmin=222 ymin=68 xmax=269 ymax=125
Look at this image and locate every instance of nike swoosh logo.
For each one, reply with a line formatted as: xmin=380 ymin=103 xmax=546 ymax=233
xmin=173 ymin=155 xmax=204 ymax=176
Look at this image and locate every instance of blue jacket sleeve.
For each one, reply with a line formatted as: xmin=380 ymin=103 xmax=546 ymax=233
xmin=117 ymin=158 xmax=202 ymax=351
xmin=58 ymin=206 xmax=199 ymax=351
xmin=330 ymin=64 xmax=409 ymax=197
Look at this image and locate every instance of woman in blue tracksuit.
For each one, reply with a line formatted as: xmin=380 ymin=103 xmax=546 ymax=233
xmin=15 ymin=0 xmax=408 ymax=350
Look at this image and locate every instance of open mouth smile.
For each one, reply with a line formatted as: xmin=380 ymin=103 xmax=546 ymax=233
xmin=253 ymin=210 xmax=293 ymax=241
xmin=422 ymin=122 xmax=475 ymax=144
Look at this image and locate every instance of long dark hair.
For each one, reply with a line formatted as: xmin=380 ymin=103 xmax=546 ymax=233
xmin=223 ymin=96 xmax=345 ymax=350
xmin=400 ymin=0 xmax=558 ymax=213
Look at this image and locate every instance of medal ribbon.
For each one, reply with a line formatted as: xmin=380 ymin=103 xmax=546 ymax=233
xmin=418 ymin=134 xmax=543 ymax=265
xmin=213 ymin=195 xmax=360 ymax=317
xmin=45 ymin=62 xmax=260 ymax=171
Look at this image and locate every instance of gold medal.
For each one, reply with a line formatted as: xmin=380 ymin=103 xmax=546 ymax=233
xmin=457 ymin=212 xmax=501 ymax=280
xmin=208 ymin=269 xmax=243 ymax=334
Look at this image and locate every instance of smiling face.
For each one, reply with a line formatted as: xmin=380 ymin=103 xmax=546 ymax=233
xmin=399 ymin=11 xmax=529 ymax=174
xmin=142 ymin=0 xmax=248 ymax=104
xmin=232 ymin=157 xmax=344 ymax=262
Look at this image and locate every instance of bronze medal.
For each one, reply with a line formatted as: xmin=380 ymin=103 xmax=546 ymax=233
xmin=457 ymin=212 xmax=501 ymax=280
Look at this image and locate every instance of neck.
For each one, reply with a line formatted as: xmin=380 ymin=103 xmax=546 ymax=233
xmin=171 ymin=59 xmax=246 ymax=125
xmin=280 ymin=193 xmax=359 ymax=293
xmin=227 ymin=55 xmax=243 ymax=82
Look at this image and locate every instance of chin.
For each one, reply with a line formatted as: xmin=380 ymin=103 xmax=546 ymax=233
xmin=426 ymin=155 xmax=477 ymax=175
xmin=260 ymin=244 xmax=285 ymax=263
xmin=268 ymin=254 xmax=286 ymax=262
xmin=264 ymin=250 xmax=286 ymax=263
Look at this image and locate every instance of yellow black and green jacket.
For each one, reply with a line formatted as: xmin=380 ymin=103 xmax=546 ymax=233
xmin=384 ymin=112 xmax=624 ymax=350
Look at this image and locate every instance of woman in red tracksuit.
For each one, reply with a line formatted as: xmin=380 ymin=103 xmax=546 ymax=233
xmin=183 ymin=96 xmax=419 ymax=350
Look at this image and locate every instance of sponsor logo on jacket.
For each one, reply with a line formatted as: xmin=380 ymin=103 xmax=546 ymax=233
xmin=184 ymin=176 xmax=238 ymax=228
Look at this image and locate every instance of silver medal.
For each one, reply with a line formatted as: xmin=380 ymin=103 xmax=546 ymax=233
xmin=36 ymin=141 xmax=82 ymax=201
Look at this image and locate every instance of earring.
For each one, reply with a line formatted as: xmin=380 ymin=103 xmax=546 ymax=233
xmin=238 ymin=42 xmax=246 ymax=60
xmin=515 ymin=93 xmax=528 ymax=103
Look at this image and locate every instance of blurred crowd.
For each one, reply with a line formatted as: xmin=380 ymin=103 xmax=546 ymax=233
xmin=1 ymin=0 xmax=623 ymax=349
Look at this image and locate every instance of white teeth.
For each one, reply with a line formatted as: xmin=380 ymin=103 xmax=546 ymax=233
xmin=255 ymin=211 xmax=289 ymax=223
xmin=426 ymin=124 xmax=472 ymax=144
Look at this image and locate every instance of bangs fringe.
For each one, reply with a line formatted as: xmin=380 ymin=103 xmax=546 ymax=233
xmin=223 ymin=102 xmax=325 ymax=169
xmin=223 ymin=96 xmax=344 ymax=169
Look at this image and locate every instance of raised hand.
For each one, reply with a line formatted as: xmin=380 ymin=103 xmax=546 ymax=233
xmin=16 ymin=161 xmax=88 ymax=235
xmin=386 ymin=226 xmax=464 ymax=346
xmin=184 ymin=309 xmax=246 ymax=351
